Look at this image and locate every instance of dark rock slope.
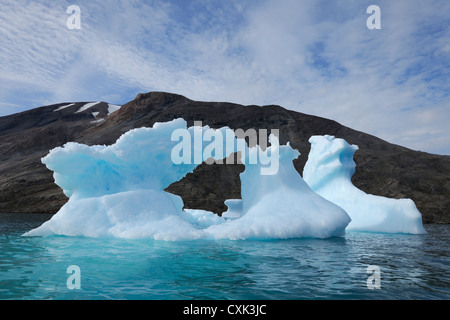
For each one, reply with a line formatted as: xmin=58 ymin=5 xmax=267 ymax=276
xmin=0 ymin=101 xmax=117 ymax=214
xmin=1 ymin=92 xmax=449 ymax=223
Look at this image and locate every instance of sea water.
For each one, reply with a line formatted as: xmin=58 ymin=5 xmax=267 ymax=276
xmin=0 ymin=213 xmax=449 ymax=300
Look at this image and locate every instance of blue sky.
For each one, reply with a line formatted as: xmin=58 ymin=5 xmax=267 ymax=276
xmin=0 ymin=0 xmax=449 ymax=155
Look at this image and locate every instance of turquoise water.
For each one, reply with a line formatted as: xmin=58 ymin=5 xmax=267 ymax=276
xmin=0 ymin=213 xmax=449 ymax=300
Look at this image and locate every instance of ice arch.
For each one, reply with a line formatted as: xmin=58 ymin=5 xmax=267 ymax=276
xmin=24 ymin=119 xmax=351 ymax=240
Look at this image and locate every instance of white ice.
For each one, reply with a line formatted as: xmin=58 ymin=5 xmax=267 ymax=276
xmin=303 ymin=135 xmax=426 ymax=234
xmin=53 ymin=102 xmax=121 ymax=118
xmin=75 ymin=102 xmax=101 ymax=113
xmin=53 ymin=103 xmax=75 ymax=112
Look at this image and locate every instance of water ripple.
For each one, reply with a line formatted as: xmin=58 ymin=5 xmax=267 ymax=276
xmin=0 ymin=214 xmax=449 ymax=300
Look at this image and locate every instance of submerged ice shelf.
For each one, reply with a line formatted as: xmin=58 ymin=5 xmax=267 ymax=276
xmin=24 ymin=119 xmax=425 ymax=240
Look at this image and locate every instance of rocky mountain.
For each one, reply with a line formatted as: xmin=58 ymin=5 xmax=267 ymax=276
xmin=0 ymin=92 xmax=449 ymax=223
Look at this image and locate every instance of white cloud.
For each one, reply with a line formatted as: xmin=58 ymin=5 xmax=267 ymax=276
xmin=0 ymin=0 xmax=449 ymax=155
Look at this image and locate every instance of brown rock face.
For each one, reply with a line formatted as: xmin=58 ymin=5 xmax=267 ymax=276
xmin=1 ymin=92 xmax=449 ymax=223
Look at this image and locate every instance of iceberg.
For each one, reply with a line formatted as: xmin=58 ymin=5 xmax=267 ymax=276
xmin=303 ymin=135 xmax=426 ymax=234
xmin=24 ymin=119 xmax=351 ymax=240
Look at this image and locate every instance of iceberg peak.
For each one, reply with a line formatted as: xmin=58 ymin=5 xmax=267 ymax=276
xmin=303 ymin=135 xmax=359 ymax=191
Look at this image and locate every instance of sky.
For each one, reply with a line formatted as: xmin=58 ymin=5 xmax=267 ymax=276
xmin=0 ymin=0 xmax=449 ymax=155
